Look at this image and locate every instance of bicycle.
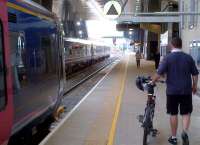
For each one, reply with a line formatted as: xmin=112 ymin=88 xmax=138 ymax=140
xmin=136 ymin=76 xmax=164 ymax=145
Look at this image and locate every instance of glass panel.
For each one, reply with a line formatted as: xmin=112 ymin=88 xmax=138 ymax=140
xmin=0 ymin=21 xmax=6 ymax=110
xmin=189 ymin=40 xmax=200 ymax=70
xmin=11 ymin=33 xmax=59 ymax=125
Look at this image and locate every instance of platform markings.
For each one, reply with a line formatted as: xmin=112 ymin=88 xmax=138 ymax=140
xmin=107 ymin=56 xmax=129 ymax=145
xmin=39 ymin=61 xmax=118 ymax=145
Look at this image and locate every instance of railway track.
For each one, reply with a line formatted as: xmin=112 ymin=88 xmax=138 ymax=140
xmin=47 ymin=57 xmax=119 ymax=143
xmin=64 ymin=57 xmax=118 ymax=94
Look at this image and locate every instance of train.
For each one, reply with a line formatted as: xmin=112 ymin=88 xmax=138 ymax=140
xmin=64 ymin=38 xmax=110 ymax=75
xmin=1 ymin=0 xmax=64 ymax=144
xmin=0 ymin=0 xmax=110 ymax=145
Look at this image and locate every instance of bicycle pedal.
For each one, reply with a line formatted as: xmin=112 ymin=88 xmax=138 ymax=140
xmin=137 ymin=115 xmax=144 ymax=123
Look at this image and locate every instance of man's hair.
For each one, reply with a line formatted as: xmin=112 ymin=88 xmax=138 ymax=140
xmin=171 ymin=37 xmax=182 ymax=48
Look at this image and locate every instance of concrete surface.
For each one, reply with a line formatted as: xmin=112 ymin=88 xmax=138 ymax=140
xmin=40 ymin=54 xmax=200 ymax=145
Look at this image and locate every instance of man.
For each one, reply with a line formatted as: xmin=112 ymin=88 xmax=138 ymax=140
xmin=151 ymin=37 xmax=199 ymax=145
xmin=154 ymin=49 xmax=160 ymax=69
xmin=135 ymin=51 xmax=141 ymax=68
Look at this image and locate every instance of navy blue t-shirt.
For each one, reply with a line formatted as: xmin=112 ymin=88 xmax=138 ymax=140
xmin=157 ymin=51 xmax=199 ymax=95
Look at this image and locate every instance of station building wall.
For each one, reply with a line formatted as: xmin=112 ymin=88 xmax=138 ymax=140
xmin=181 ymin=0 xmax=200 ymax=91
xmin=181 ymin=0 xmax=200 ymax=53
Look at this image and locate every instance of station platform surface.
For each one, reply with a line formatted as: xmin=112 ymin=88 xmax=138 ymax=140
xmin=40 ymin=54 xmax=200 ymax=145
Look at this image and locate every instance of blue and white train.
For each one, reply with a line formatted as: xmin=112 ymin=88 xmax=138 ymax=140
xmin=7 ymin=0 xmax=64 ymax=137
xmin=1 ymin=0 xmax=110 ymax=143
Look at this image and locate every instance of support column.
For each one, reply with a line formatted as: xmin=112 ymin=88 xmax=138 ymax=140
xmin=168 ymin=23 xmax=173 ymax=43
xmin=52 ymin=0 xmax=64 ymax=20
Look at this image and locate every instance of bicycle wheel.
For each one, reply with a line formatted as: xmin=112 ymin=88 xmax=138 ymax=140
xmin=143 ymin=107 xmax=151 ymax=145
xmin=143 ymin=127 xmax=148 ymax=145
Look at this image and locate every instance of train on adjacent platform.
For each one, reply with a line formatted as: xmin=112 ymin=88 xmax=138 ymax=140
xmin=64 ymin=38 xmax=110 ymax=75
xmin=0 ymin=0 xmax=110 ymax=145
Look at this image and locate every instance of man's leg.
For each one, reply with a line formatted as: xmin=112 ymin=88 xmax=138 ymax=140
xmin=170 ymin=115 xmax=178 ymax=136
xmin=138 ymin=60 xmax=140 ymax=67
xmin=136 ymin=60 xmax=139 ymax=68
xmin=181 ymin=114 xmax=190 ymax=145
xmin=155 ymin=60 xmax=159 ymax=69
xmin=167 ymin=95 xmax=178 ymax=144
xmin=180 ymin=95 xmax=192 ymax=132
xmin=180 ymin=95 xmax=192 ymax=145
xmin=182 ymin=114 xmax=191 ymax=132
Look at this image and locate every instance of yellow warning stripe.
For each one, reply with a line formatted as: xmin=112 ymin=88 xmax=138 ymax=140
xmin=7 ymin=2 xmax=53 ymax=21
xmin=107 ymin=56 xmax=129 ymax=145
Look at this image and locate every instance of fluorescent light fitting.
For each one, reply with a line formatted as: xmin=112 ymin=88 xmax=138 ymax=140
xmin=76 ymin=21 xmax=81 ymax=26
xmin=129 ymin=31 xmax=133 ymax=35
xmin=79 ymin=30 xmax=83 ymax=35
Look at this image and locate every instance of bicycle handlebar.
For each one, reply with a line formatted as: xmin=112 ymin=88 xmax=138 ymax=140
xmin=135 ymin=76 xmax=165 ymax=94
xmin=139 ymin=76 xmax=165 ymax=84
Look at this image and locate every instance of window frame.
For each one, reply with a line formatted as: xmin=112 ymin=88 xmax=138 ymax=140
xmin=0 ymin=19 xmax=7 ymax=111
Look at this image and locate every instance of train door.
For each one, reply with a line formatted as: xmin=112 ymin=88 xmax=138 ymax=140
xmin=0 ymin=1 xmax=13 ymax=144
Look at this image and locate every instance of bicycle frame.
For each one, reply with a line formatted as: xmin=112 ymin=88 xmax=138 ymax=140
xmin=136 ymin=76 xmax=164 ymax=145
xmin=142 ymin=94 xmax=156 ymax=130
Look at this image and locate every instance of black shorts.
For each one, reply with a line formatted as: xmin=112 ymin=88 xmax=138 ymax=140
xmin=167 ymin=94 xmax=193 ymax=115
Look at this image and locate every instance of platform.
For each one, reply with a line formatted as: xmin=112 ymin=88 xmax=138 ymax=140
xmin=40 ymin=54 xmax=200 ymax=145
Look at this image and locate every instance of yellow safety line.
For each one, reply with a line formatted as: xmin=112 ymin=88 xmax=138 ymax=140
xmin=7 ymin=2 xmax=53 ymax=21
xmin=107 ymin=56 xmax=129 ymax=145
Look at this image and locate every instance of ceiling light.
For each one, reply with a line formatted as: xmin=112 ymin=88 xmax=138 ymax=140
xmin=79 ymin=30 xmax=83 ymax=35
xmin=76 ymin=21 xmax=81 ymax=26
xmin=189 ymin=24 xmax=194 ymax=29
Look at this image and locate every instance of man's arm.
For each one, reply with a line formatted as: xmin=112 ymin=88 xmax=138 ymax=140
xmin=151 ymin=56 xmax=168 ymax=84
xmin=192 ymin=75 xmax=198 ymax=94
xmin=190 ymin=57 xmax=199 ymax=94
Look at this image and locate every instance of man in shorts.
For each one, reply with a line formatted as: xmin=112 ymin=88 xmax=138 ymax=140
xmin=151 ymin=37 xmax=199 ymax=145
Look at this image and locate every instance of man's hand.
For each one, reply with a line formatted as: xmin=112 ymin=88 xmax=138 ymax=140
xmin=151 ymin=74 xmax=161 ymax=85
xmin=149 ymin=81 xmax=155 ymax=86
xmin=192 ymin=85 xmax=197 ymax=94
xmin=192 ymin=75 xmax=198 ymax=94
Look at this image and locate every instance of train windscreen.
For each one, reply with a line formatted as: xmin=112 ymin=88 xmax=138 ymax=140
xmin=0 ymin=20 xmax=6 ymax=110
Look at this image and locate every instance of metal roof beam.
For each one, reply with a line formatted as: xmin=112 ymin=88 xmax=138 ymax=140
xmin=121 ymin=0 xmax=129 ymax=14
xmin=117 ymin=11 xmax=200 ymax=23
xmin=118 ymin=15 xmax=180 ymax=23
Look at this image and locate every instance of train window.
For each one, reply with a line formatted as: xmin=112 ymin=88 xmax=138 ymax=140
xmin=9 ymin=31 xmax=60 ymax=124
xmin=189 ymin=41 xmax=200 ymax=69
xmin=0 ymin=20 xmax=6 ymax=110
xmin=41 ymin=37 xmax=55 ymax=73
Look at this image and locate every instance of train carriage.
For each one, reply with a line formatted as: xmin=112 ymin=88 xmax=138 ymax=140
xmin=0 ymin=1 xmax=13 ymax=145
xmin=64 ymin=38 xmax=110 ymax=75
xmin=0 ymin=0 xmax=64 ymax=144
xmin=0 ymin=1 xmax=111 ymax=144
